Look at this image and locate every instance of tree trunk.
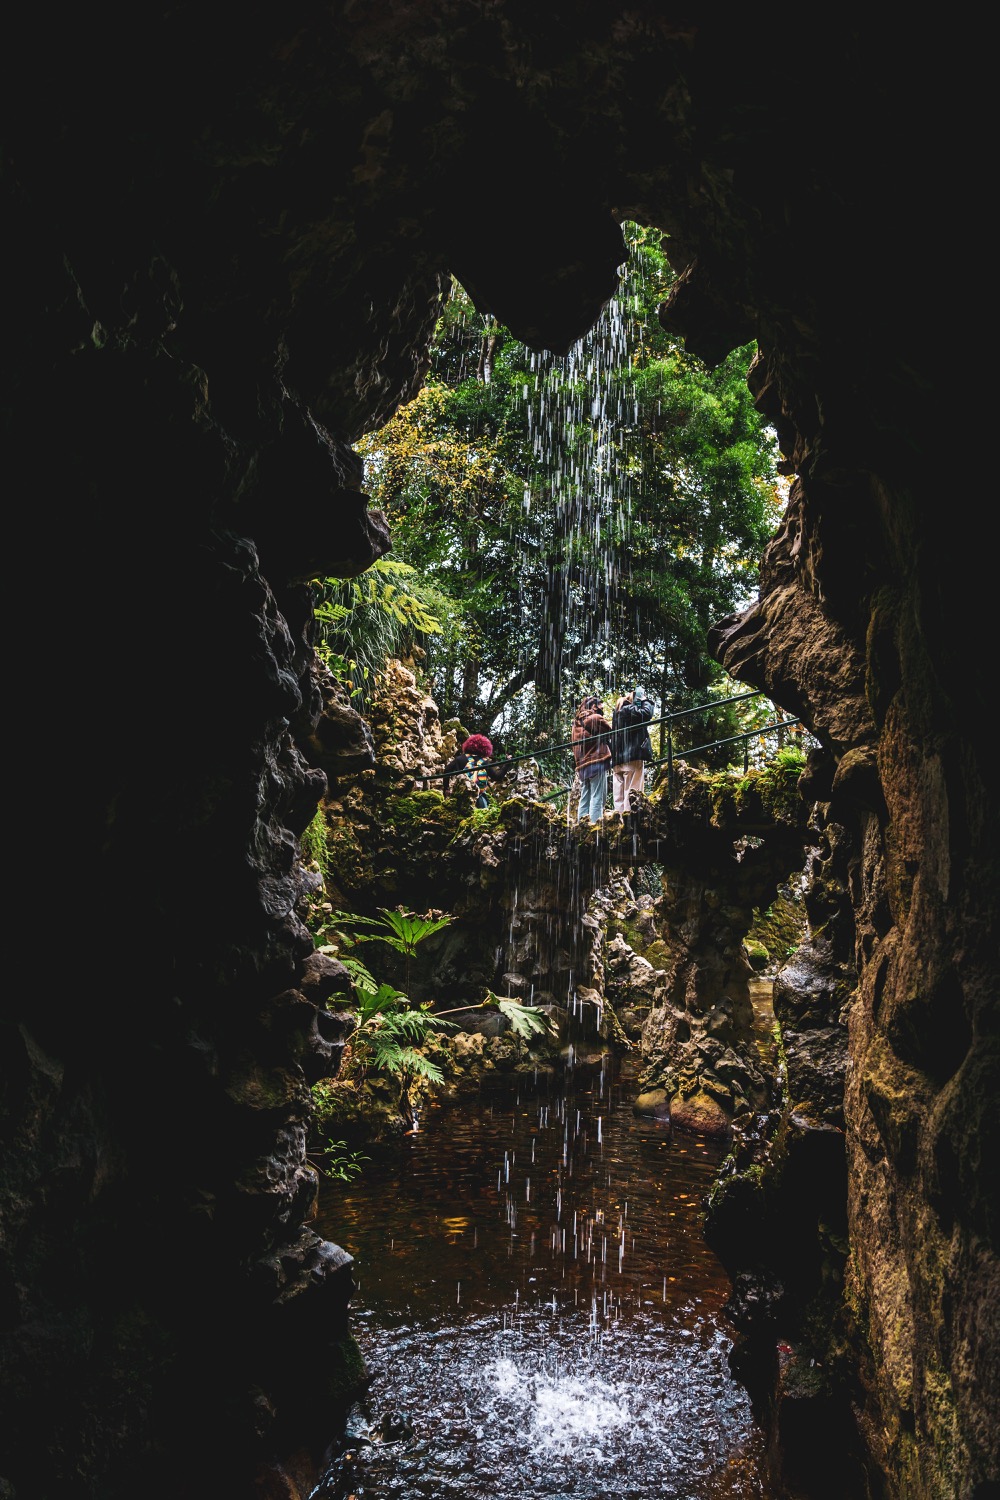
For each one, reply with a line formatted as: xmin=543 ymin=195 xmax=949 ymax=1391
xmin=477 ymin=331 xmax=499 ymax=384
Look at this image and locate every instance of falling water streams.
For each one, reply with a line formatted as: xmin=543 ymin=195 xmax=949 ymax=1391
xmin=313 ymin=1056 xmax=769 ymax=1498
xmin=515 ymin=224 xmax=646 ymax=717
xmin=310 ymin=229 xmax=777 ymax=1495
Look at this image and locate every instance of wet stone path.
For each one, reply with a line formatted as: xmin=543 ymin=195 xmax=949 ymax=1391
xmin=313 ymin=1058 xmax=770 ymax=1499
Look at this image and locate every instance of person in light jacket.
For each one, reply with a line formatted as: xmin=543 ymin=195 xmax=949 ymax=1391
xmin=570 ymin=696 xmax=612 ymax=823
xmin=610 ymin=687 xmax=655 ymax=814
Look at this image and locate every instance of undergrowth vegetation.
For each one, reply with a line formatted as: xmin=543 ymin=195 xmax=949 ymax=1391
xmin=306 ymin=904 xmax=553 ymax=1175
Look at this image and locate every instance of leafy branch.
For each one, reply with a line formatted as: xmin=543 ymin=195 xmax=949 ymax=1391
xmin=434 ymin=991 xmax=555 ymax=1042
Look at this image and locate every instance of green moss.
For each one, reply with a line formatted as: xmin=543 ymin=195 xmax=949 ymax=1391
xmin=300 ymin=806 xmax=332 ymax=876
xmin=383 ymin=790 xmax=455 ymax=827
xmin=705 ymin=1158 xmax=766 ymax=1215
xmin=693 ymin=760 xmax=806 ymax=828
xmin=748 ymin=888 xmax=807 ymax=962
xmin=744 ymin=937 xmax=770 ymax=970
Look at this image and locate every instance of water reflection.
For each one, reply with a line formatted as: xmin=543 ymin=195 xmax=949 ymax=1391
xmin=313 ymin=1061 xmax=768 ymax=1498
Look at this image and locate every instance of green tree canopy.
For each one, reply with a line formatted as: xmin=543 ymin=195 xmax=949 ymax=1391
xmin=355 ymin=223 xmax=785 ymax=757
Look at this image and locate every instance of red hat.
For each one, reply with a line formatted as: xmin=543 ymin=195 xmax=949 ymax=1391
xmin=462 ymin=734 xmax=493 ymax=757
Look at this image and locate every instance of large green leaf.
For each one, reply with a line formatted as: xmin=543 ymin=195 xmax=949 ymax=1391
xmin=355 ymin=982 xmax=409 ymax=1023
xmin=487 ymin=993 xmax=555 ymax=1039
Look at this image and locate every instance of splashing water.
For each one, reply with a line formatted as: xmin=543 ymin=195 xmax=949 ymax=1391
xmin=488 ymin=1355 xmax=633 ymax=1459
xmin=312 ymin=1060 xmax=768 ymax=1498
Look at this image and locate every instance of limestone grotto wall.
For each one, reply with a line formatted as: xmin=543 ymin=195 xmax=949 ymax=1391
xmin=3 ymin=9 xmax=993 ymax=1500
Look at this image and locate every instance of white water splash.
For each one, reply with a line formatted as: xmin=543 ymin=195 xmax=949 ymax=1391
xmin=488 ymin=1356 xmax=633 ymax=1462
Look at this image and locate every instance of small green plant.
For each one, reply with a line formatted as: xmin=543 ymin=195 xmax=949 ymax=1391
xmin=773 ymin=743 xmax=807 ymax=771
xmin=309 ymin=1137 xmax=370 ymax=1183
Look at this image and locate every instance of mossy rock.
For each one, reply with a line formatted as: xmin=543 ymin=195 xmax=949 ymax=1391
xmin=749 ymin=886 xmax=807 ymax=963
xmin=383 ymin=790 xmax=456 ymax=828
xmin=669 ymin=1087 xmax=732 ymax=1138
xmin=633 ymin=1088 xmax=671 ymax=1121
xmin=310 ymin=1078 xmax=408 ymax=1144
xmin=744 ymin=938 xmax=770 ymax=971
xmin=638 ymin=938 xmax=672 ymax=969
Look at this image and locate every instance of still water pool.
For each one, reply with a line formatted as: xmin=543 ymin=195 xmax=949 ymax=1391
xmin=313 ymin=1058 xmax=769 ymax=1499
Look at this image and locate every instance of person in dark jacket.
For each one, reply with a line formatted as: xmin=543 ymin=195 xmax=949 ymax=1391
xmin=442 ymin=733 xmax=506 ymax=808
xmin=610 ymin=687 xmax=655 ymax=814
xmin=571 ymin=696 xmax=612 ymax=823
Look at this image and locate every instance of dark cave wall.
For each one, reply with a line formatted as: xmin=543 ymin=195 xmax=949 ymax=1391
xmin=709 ymin=468 xmax=998 ymax=1492
xmin=3 ymin=8 xmax=993 ymax=1499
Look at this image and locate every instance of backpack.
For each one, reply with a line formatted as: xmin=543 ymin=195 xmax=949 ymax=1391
xmin=464 ymin=754 xmax=490 ymax=793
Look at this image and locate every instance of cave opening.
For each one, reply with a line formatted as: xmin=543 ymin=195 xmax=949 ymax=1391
xmin=4 ymin=12 xmax=993 ymax=1500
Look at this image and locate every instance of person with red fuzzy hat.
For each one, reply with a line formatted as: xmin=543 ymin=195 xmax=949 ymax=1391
xmin=441 ymin=732 xmax=507 ymax=808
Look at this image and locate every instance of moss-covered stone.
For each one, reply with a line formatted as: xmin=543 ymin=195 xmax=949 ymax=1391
xmin=745 ymin=937 xmax=771 ymax=970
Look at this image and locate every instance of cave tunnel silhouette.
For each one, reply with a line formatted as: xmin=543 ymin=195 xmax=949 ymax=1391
xmin=3 ymin=11 xmax=992 ymax=1500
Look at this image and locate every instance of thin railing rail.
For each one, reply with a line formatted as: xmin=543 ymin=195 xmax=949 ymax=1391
xmin=654 ymin=718 xmax=804 ymax=770
xmin=415 ymin=689 xmax=806 ymax=808
xmin=416 ymin=689 xmax=767 ymax=786
xmin=536 ymin=716 xmax=804 ymax=803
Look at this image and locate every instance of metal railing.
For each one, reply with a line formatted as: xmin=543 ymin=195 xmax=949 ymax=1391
xmin=417 ymin=690 xmax=806 ymax=805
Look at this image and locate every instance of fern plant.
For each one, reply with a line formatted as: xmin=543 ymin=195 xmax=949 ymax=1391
xmin=331 ymin=906 xmax=454 ymax=992
xmin=312 ymin=907 xmax=555 ymax=1140
xmin=773 ymin=743 xmax=807 ymax=771
xmin=312 ymin=556 xmax=447 ymax=698
xmin=338 ymin=976 xmax=459 ymax=1127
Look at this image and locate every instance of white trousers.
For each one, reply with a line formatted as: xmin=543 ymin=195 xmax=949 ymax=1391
xmin=612 ymin=760 xmax=645 ymax=813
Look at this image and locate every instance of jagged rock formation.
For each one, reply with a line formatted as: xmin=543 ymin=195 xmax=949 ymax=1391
xmin=703 ymin=761 xmax=862 ymax=1494
xmin=3 ymin=10 xmax=991 ymax=1500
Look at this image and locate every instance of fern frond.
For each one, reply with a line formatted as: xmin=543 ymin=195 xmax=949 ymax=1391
xmin=340 ymin=955 xmax=378 ymax=991
xmin=388 ymin=1009 xmax=458 ymax=1040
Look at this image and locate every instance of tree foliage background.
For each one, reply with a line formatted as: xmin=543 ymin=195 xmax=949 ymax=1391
xmin=319 ymin=224 xmax=787 ymax=768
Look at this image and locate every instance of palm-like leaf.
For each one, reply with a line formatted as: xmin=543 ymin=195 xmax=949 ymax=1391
xmin=332 ymin=907 xmax=454 ymax=957
xmin=355 ymin=982 xmax=408 ymax=1024
xmin=488 ymin=993 xmax=555 ymax=1039
xmin=373 ymin=908 xmax=454 ymax=953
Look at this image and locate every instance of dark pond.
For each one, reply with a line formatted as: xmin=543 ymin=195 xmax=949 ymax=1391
xmin=312 ymin=1057 xmax=770 ymax=1499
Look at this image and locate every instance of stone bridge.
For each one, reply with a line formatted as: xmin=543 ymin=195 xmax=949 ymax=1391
xmin=318 ymin=695 xmax=819 ymax=1132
